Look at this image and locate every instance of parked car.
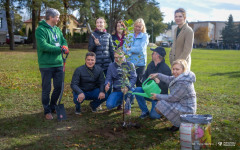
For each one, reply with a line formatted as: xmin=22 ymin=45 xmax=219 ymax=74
xmin=161 ymin=42 xmax=170 ymax=47
xmin=6 ymin=35 xmax=25 ymax=44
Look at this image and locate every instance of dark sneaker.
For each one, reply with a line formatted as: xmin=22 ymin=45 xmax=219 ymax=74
xmin=139 ymin=112 xmax=149 ymax=119
xmin=167 ymin=126 xmax=179 ymax=132
xmin=89 ymin=103 xmax=97 ymax=112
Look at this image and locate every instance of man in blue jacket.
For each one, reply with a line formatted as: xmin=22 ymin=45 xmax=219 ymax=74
xmin=105 ymin=50 xmax=137 ymax=115
xmin=134 ymin=46 xmax=171 ymax=119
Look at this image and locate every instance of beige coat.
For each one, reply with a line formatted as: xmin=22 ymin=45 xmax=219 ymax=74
xmin=169 ymin=23 xmax=194 ymax=69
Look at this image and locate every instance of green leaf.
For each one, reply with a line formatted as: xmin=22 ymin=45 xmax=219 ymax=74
xmin=115 ymin=40 xmax=120 ymax=45
xmin=128 ymin=27 xmax=134 ymax=31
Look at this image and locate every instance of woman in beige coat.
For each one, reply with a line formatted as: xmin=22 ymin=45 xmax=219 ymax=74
xmin=169 ymin=8 xmax=194 ymax=70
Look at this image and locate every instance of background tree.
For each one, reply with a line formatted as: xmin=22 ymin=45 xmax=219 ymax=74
xmin=166 ymin=21 xmax=175 ymax=30
xmin=194 ymin=27 xmax=210 ymax=44
xmin=221 ymin=14 xmax=236 ymax=44
xmin=1 ymin=0 xmax=15 ymax=50
xmin=101 ymin=0 xmax=166 ymax=41
xmin=14 ymin=11 xmax=23 ymax=34
xmin=144 ymin=1 xmax=166 ymax=43
xmin=236 ymin=24 xmax=240 ymax=44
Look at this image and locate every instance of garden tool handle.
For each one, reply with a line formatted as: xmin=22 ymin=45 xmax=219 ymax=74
xmin=62 ymin=51 xmax=69 ymax=72
xmin=62 ymin=51 xmax=69 ymax=63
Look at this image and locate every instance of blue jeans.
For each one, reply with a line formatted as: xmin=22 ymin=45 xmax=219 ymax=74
xmin=40 ymin=67 xmax=63 ymax=115
xmin=73 ymin=88 xmax=107 ymax=112
xmin=106 ymin=92 xmax=133 ymax=110
xmin=134 ymin=87 xmax=161 ymax=119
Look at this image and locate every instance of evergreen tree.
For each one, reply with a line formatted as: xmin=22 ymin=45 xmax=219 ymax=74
xmin=27 ymin=28 xmax=33 ymax=43
xmin=221 ymin=14 xmax=236 ymax=44
xmin=237 ymin=24 xmax=240 ymax=44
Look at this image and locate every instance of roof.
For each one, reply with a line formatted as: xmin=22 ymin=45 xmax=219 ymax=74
xmin=24 ymin=16 xmax=45 ymax=23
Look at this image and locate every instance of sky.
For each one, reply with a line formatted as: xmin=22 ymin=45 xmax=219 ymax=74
xmin=156 ymin=0 xmax=240 ymax=23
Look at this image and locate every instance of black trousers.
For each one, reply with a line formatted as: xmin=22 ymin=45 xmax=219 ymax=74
xmin=136 ymin=66 xmax=146 ymax=87
xmin=40 ymin=66 xmax=63 ymax=114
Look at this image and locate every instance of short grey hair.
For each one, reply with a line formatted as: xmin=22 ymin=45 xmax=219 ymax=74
xmin=46 ymin=8 xmax=60 ymax=20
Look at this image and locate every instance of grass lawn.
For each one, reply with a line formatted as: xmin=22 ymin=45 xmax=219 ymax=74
xmin=0 ymin=45 xmax=239 ymax=150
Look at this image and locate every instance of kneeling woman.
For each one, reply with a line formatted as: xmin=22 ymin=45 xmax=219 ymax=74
xmin=149 ymin=59 xmax=196 ymax=132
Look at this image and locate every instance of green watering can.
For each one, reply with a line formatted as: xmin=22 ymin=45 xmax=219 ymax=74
xmin=132 ymin=77 xmax=161 ymax=98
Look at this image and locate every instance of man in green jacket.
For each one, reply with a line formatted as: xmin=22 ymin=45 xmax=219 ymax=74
xmin=35 ymin=8 xmax=69 ymax=120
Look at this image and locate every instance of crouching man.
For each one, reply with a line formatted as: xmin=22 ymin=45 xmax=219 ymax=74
xmin=71 ymin=52 xmax=107 ymax=114
xmin=105 ymin=50 xmax=137 ymax=115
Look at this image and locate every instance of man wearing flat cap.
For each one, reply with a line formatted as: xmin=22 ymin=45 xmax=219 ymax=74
xmin=134 ymin=46 xmax=171 ymax=119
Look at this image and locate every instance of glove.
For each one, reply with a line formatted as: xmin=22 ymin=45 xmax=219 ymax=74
xmin=61 ymin=45 xmax=69 ymax=54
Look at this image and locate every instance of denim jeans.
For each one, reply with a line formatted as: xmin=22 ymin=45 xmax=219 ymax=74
xmin=73 ymin=88 xmax=107 ymax=112
xmin=40 ymin=66 xmax=63 ymax=115
xmin=134 ymin=87 xmax=161 ymax=119
xmin=106 ymin=92 xmax=133 ymax=110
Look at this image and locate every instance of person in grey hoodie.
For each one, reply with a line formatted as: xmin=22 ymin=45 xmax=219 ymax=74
xmin=149 ymin=59 xmax=196 ymax=132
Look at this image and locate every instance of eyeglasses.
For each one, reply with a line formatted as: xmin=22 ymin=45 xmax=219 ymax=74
xmin=152 ymin=52 xmax=158 ymax=55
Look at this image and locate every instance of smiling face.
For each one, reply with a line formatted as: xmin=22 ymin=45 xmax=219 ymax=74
xmin=85 ymin=56 xmax=96 ymax=69
xmin=174 ymin=12 xmax=185 ymax=27
xmin=116 ymin=22 xmax=124 ymax=34
xmin=134 ymin=23 xmax=143 ymax=35
xmin=114 ymin=52 xmax=124 ymax=65
xmin=172 ymin=63 xmax=184 ymax=78
xmin=96 ymin=18 xmax=105 ymax=31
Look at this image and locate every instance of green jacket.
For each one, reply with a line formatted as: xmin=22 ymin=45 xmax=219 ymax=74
xmin=35 ymin=20 xmax=68 ymax=68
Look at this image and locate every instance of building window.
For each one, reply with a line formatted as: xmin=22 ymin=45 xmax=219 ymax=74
xmin=0 ymin=18 xmax=2 ymax=28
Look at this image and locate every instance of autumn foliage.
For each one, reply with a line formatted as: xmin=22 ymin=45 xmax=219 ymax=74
xmin=194 ymin=27 xmax=210 ymax=44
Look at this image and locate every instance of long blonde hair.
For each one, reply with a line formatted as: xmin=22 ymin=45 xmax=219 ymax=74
xmin=134 ymin=18 xmax=146 ymax=33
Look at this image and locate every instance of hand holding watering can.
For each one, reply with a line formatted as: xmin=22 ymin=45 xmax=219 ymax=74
xmin=148 ymin=73 xmax=160 ymax=99
xmin=149 ymin=73 xmax=160 ymax=84
xmin=132 ymin=74 xmax=161 ymax=99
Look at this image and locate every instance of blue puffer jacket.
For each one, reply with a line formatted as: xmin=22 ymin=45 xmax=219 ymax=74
xmin=123 ymin=32 xmax=149 ymax=67
xmin=88 ymin=30 xmax=114 ymax=71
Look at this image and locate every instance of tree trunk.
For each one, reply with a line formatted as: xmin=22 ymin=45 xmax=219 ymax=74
xmin=5 ymin=0 xmax=14 ymax=50
xmin=62 ymin=0 xmax=68 ymax=37
xmin=32 ymin=0 xmax=36 ymax=49
xmin=38 ymin=5 xmax=41 ymax=23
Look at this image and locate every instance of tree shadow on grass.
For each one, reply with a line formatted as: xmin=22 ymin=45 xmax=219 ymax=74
xmin=0 ymin=106 xmax=175 ymax=150
xmin=210 ymin=71 xmax=240 ymax=78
